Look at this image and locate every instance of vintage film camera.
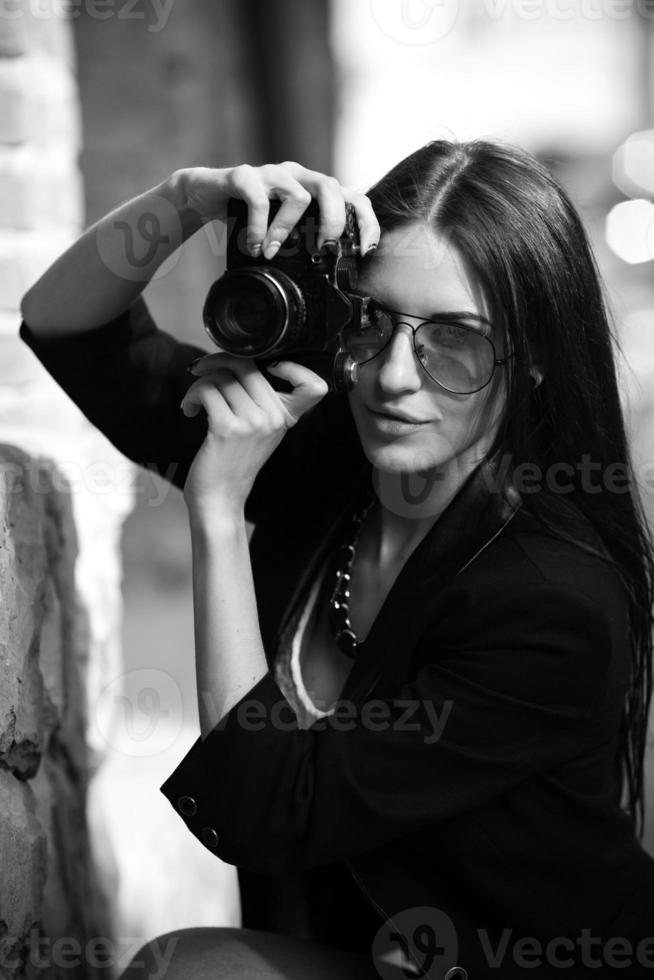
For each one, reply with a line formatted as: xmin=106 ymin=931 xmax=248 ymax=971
xmin=202 ymin=197 xmax=370 ymax=392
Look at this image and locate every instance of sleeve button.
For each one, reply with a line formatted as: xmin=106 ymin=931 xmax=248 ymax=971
xmin=177 ymin=795 xmax=198 ymax=817
xmin=201 ymin=826 xmax=219 ymax=848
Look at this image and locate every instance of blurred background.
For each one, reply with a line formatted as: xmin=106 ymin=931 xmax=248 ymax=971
xmin=7 ymin=0 xmax=654 ymax=968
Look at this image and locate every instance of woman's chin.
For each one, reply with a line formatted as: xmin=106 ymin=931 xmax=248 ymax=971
xmin=362 ymin=442 xmax=454 ymax=476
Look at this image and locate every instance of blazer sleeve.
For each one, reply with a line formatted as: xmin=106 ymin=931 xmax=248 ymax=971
xmin=18 ymin=296 xmax=326 ymax=526
xmin=159 ymin=575 xmax=621 ymax=875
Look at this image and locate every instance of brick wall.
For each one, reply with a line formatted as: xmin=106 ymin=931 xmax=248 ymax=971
xmin=0 ymin=3 xmax=135 ymax=976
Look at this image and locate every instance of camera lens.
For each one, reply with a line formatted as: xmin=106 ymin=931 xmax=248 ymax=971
xmin=203 ymin=269 xmax=305 ymax=357
xmin=229 ymin=291 xmax=271 ymax=336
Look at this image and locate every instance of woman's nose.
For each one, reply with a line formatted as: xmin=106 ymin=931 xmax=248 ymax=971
xmin=375 ymin=324 xmax=423 ymax=393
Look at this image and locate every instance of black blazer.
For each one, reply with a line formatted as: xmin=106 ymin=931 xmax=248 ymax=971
xmin=19 ymin=298 xmax=654 ymax=980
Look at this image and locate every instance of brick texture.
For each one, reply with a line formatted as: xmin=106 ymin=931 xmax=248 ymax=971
xmin=0 ymin=4 xmax=133 ymax=976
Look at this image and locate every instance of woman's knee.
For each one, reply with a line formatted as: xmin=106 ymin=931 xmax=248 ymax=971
xmin=118 ymin=927 xmax=243 ymax=980
xmin=117 ymin=925 xmax=377 ymax=980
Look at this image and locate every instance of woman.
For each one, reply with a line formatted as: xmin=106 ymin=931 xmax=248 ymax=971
xmin=19 ymin=141 xmax=654 ymax=979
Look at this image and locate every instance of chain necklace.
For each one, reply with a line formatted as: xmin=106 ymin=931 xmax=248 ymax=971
xmin=328 ymin=487 xmax=377 ymax=659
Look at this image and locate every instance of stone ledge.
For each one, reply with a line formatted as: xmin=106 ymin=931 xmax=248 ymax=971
xmin=0 ymin=443 xmax=113 ymax=978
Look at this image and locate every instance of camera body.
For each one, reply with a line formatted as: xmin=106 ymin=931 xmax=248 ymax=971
xmin=202 ymin=198 xmax=369 ymax=392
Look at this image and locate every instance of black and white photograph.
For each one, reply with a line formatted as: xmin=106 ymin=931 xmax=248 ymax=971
xmin=3 ymin=1 xmax=654 ymax=977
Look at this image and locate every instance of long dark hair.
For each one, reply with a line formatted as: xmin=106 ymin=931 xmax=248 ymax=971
xmin=366 ymin=139 xmax=654 ymax=840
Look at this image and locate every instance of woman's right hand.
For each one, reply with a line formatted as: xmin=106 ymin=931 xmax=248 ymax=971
xmin=176 ymin=161 xmax=381 ymax=260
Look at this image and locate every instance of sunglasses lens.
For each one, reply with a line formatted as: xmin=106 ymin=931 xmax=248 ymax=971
xmin=342 ymin=307 xmax=394 ymax=364
xmin=415 ymin=322 xmax=495 ymax=393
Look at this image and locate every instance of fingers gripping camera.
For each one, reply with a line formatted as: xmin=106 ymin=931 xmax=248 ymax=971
xmin=202 ymin=199 xmax=371 ymax=393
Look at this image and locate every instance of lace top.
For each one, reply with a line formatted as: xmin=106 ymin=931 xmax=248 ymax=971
xmin=273 ymin=557 xmax=338 ymax=728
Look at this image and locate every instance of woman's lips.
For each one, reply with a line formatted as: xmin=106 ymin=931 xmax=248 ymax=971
xmin=368 ymin=408 xmax=431 ymax=431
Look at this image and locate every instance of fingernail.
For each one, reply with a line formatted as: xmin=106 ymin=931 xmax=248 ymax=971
xmin=365 ymin=243 xmax=378 ymax=256
xmin=321 ymin=239 xmax=339 ymax=254
xmin=249 ymin=243 xmax=263 ymax=257
xmin=263 ymin=240 xmax=281 ymax=260
xmin=188 ymin=355 xmax=209 ymax=374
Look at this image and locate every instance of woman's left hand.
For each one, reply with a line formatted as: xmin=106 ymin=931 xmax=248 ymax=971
xmin=180 ymin=352 xmax=329 ymax=524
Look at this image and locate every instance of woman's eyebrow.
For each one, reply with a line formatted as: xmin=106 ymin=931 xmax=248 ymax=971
xmin=353 ymin=293 xmax=494 ymax=330
xmin=427 ymin=310 xmax=494 ymax=329
xmin=382 ymin=303 xmax=494 ymax=330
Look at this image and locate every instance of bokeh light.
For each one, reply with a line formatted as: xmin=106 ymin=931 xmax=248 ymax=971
xmin=613 ymin=130 xmax=654 ymax=198
xmin=605 ymin=199 xmax=654 ymax=264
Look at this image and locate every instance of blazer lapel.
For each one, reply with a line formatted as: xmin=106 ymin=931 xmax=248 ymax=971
xmin=339 ymin=457 xmax=523 ymax=705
